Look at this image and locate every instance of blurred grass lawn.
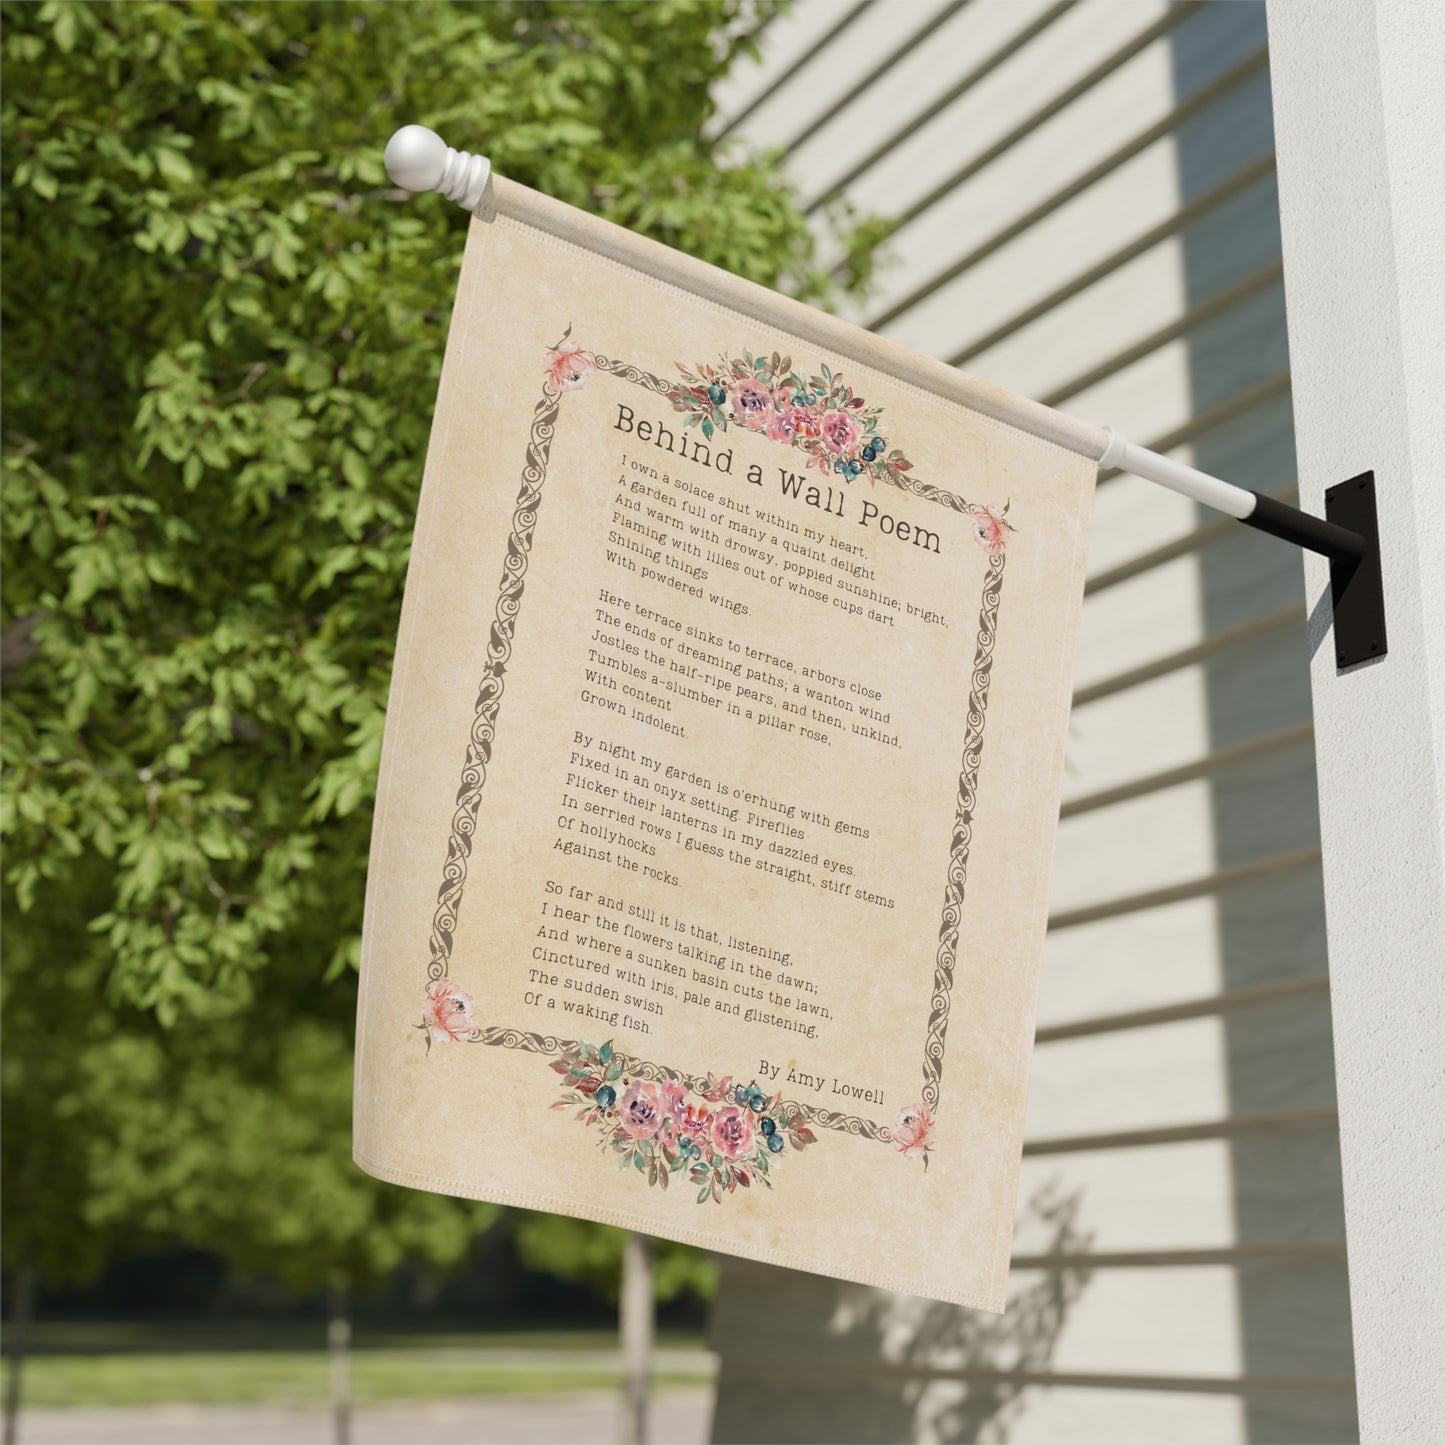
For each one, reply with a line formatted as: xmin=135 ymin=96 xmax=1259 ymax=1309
xmin=0 ymin=1326 xmax=714 ymax=1408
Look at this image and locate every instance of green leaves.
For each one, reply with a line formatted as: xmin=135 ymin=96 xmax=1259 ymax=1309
xmin=0 ymin=0 xmax=878 ymax=1305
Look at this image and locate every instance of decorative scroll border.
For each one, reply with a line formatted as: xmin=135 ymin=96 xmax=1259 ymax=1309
xmin=425 ymin=388 xmax=560 ymax=984
xmin=418 ymin=350 xmax=1007 ymax=1144
xmin=923 ymin=552 xmax=1002 ymax=1109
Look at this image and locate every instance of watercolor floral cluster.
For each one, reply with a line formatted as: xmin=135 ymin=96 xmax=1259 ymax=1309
xmin=667 ymin=350 xmax=915 ymax=486
xmin=549 ymin=1040 xmax=819 ymax=1203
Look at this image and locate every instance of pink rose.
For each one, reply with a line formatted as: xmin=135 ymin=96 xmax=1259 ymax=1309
xmin=422 ymin=978 xmax=476 ymax=1046
xmin=617 ymin=1080 xmax=665 ymax=1139
xmin=969 ymin=505 xmax=1008 ymax=556
xmin=765 ymin=406 xmax=808 ymax=444
xmin=659 ymin=1079 xmax=688 ymax=1120
xmin=729 ymin=378 xmax=774 ymax=429
xmin=544 ymin=339 xmax=595 ymax=392
xmin=891 ymin=1102 xmax=935 ymax=1159
xmin=817 ymin=408 xmax=861 ymax=456
xmin=710 ymin=1105 xmax=755 ymax=1160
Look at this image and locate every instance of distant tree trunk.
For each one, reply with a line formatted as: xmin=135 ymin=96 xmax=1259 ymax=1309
xmin=327 ymin=1280 xmax=351 ymax=1445
xmin=619 ymin=1231 xmax=654 ymax=1445
xmin=3 ymin=1267 xmax=35 ymax=1445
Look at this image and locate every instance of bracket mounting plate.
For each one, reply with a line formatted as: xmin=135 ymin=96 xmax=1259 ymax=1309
xmin=1326 ymin=471 xmax=1386 ymax=669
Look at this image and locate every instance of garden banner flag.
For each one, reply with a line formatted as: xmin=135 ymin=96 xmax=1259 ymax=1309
xmin=353 ymin=174 xmax=1099 ymax=1312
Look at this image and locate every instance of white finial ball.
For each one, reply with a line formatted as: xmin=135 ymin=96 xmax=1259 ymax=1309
xmin=384 ymin=125 xmax=448 ymax=193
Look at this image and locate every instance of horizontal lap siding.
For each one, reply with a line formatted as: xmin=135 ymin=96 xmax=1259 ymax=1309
xmin=707 ymin=3 xmax=1355 ymax=1441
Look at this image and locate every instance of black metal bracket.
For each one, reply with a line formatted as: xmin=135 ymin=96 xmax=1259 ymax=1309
xmin=1324 ymin=471 xmax=1387 ymax=668
xmin=1240 ymin=472 xmax=1386 ymax=670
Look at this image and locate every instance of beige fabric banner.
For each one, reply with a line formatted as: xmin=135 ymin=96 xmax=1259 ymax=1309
xmin=354 ymin=177 xmax=1100 ymax=1312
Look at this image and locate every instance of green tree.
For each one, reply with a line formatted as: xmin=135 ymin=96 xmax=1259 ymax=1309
xmin=1 ymin=895 xmax=493 ymax=1440
xmin=1 ymin=0 xmax=883 ymax=1385
xmin=2 ymin=0 xmax=879 ymax=1013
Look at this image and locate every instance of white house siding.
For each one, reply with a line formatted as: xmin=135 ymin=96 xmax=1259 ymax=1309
xmin=706 ymin=3 xmax=1356 ymax=1441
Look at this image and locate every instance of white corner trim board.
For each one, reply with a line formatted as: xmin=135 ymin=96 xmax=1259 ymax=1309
xmin=1269 ymin=1 xmax=1445 ymax=1440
